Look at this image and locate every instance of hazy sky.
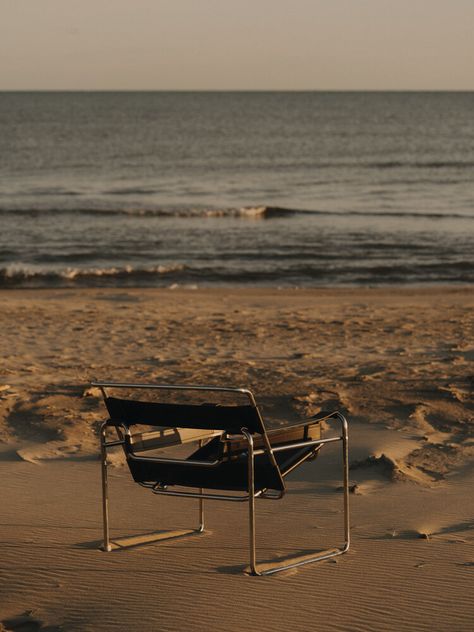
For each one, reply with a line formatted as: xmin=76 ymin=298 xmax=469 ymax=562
xmin=1 ymin=0 xmax=473 ymax=90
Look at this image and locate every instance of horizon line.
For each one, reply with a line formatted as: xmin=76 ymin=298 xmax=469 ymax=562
xmin=1 ymin=88 xmax=474 ymax=93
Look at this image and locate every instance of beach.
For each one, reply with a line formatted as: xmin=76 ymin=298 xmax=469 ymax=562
xmin=1 ymin=286 xmax=473 ymax=631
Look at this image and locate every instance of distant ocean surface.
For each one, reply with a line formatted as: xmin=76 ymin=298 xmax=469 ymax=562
xmin=1 ymin=91 xmax=473 ymax=287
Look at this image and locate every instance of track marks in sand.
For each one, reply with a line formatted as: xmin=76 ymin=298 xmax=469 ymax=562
xmin=405 ymin=442 xmax=474 ymax=483
xmin=377 ymin=519 xmax=474 ymax=546
xmin=351 ymin=453 xmax=435 ymax=485
xmin=1 ymin=289 xmax=473 ymax=485
xmin=1 ymin=386 xmax=102 ymax=463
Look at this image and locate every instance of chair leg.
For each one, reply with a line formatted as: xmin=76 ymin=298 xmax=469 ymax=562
xmin=340 ymin=412 xmax=350 ymax=552
xmin=245 ymin=431 xmax=259 ymax=575
xmin=198 ymin=491 xmax=205 ymax=533
xmin=242 ymin=414 xmax=350 ymax=576
xmin=241 ymin=429 xmax=260 ymax=575
xmin=100 ymin=423 xmax=112 ymax=552
xmin=100 ymin=426 xmax=206 ymax=551
xmin=197 ymin=439 xmax=205 ymax=533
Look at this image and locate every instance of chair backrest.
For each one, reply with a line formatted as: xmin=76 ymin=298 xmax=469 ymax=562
xmin=105 ymin=397 xmax=263 ymax=434
xmin=102 ymin=390 xmax=285 ymax=493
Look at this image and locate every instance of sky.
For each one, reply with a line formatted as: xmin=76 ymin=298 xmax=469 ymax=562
xmin=1 ymin=0 xmax=473 ymax=90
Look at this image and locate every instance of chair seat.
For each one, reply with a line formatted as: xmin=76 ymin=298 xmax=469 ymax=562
xmin=127 ymin=421 xmax=321 ymax=493
xmin=277 ymin=444 xmax=322 ymax=477
xmin=130 ymin=426 xmax=223 ymax=451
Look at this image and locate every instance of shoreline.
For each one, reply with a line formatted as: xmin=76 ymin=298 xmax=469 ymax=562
xmin=1 ymin=283 xmax=473 ymax=294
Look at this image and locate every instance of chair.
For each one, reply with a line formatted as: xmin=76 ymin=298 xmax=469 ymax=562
xmin=93 ymin=381 xmax=350 ymax=576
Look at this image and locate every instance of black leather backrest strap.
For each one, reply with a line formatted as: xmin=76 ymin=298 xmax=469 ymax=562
xmin=105 ymin=396 xmax=263 ymax=434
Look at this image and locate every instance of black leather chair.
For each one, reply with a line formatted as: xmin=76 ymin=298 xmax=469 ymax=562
xmin=94 ymin=381 xmax=350 ymax=576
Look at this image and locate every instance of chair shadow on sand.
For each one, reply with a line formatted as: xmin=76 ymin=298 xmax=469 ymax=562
xmin=216 ymin=546 xmax=341 ymax=576
xmin=77 ymin=528 xmax=208 ymax=551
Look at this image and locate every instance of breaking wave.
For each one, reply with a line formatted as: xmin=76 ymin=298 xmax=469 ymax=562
xmin=0 ymin=205 xmax=297 ymax=218
xmin=0 ymin=205 xmax=472 ymax=221
xmin=2 ymin=258 xmax=474 ymax=289
xmin=0 ymin=263 xmax=186 ymax=287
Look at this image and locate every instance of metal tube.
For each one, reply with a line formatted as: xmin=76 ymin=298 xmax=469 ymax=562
xmin=243 ymin=392 xmax=281 ymax=482
xmin=242 ymin=428 xmax=260 ymax=576
xmin=198 ymin=495 xmax=204 ymax=532
xmin=257 ymin=548 xmax=346 ymax=576
xmin=100 ymin=423 xmax=112 ymax=552
xmin=128 ymin=453 xmax=222 ymax=467
xmin=252 ymin=435 xmax=341 ymax=456
xmin=104 ymin=439 xmax=125 ymax=448
xmin=237 ymin=413 xmax=350 ymax=576
xmin=337 ymin=412 xmax=350 ymax=550
xmin=91 ymin=381 xmax=252 ymax=396
xmin=150 ymin=488 xmax=253 ymax=502
xmin=198 ymin=440 xmax=204 ymax=532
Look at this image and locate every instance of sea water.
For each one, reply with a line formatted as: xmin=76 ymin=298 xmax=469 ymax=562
xmin=1 ymin=91 xmax=473 ymax=287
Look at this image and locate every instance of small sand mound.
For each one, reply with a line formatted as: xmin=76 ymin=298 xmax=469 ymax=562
xmin=82 ymin=386 xmax=102 ymax=398
xmin=350 ymin=452 xmax=435 ymax=484
xmin=350 ymin=453 xmax=406 ymax=481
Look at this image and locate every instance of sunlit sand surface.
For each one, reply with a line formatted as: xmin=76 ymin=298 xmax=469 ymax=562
xmin=1 ymin=287 xmax=473 ymax=631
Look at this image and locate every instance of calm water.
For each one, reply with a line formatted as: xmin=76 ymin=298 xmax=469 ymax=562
xmin=1 ymin=91 xmax=473 ymax=287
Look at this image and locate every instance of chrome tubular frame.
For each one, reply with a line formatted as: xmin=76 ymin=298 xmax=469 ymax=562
xmin=95 ymin=381 xmax=350 ymax=575
xmin=198 ymin=439 xmax=204 ymax=533
xmin=100 ymin=422 xmax=112 ymax=552
xmin=243 ymin=412 xmax=349 ymax=576
xmin=100 ymin=421 xmax=208 ymax=551
xmin=92 ymin=381 xmax=254 ymax=397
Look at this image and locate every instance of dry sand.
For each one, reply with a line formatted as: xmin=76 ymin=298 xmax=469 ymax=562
xmin=0 ymin=287 xmax=473 ymax=631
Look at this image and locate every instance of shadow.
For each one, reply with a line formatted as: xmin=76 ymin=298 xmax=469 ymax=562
xmin=75 ymin=539 xmax=106 ymax=550
xmin=5 ymin=403 xmax=58 ymax=443
xmin=215 ymin=562 xmax=250 ymax=576
xmin=434 ymin=520 xmax=474 ymax=536
xmin=1 ymin=613 xmax=62 ymax=632
xmin=78 ymin=528 xmax=207 ymax=551
xmin=369 ymin=530 xmax=430 ymax=541
xmin=216 ymin=547 xmax=339 ymax=576
xmin=0 ymin=449 xmax=24 ymax=462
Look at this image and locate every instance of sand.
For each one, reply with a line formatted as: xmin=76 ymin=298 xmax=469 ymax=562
xmin=0 ymin=287 xmax=473 ymax=631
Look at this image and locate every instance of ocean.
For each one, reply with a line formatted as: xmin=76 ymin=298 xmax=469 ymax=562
xmin=1 ymin=91 xmax=473 ymax=287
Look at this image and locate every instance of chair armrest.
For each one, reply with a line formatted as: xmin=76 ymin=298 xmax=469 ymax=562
xmin=223 ymin=411 xmax=343 ymax=457
xmin=223 ymin=417 xmax=322 ymax=456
